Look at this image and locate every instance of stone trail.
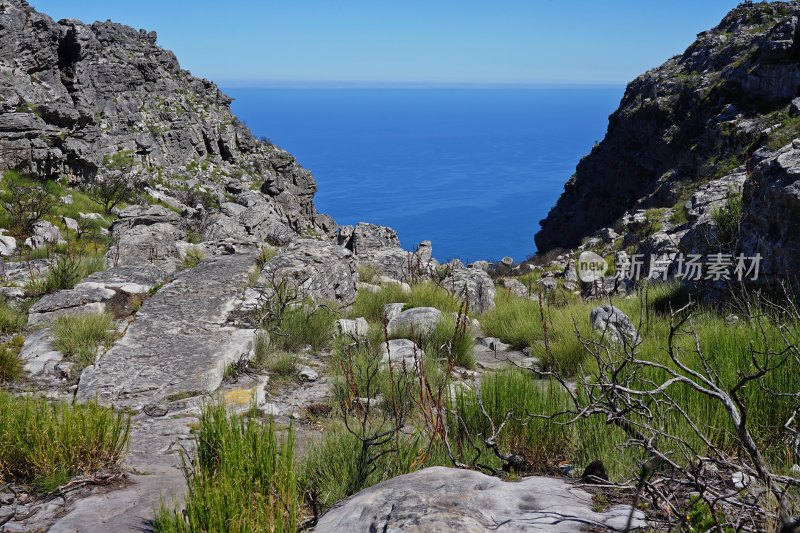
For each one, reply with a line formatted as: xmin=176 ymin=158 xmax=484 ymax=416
xmin=46 ymin=253 xmax=258 ymax=533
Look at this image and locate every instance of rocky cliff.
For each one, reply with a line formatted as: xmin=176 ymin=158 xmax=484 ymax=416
xmin=536 ymin=1 xmax=800 ymax=261
xmin=0 ymin=0 xmax=332 ymax=236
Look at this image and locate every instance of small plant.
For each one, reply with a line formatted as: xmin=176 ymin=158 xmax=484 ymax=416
xmin=712 ymin=191 xmax=743 ymax=248
xmin=181 ymin=248 xmax=206 ymax=270
xmin=53 ymin=312 xmax=116 ymax=369
xmin=88 ymin=150 xmax=139 ymax=214
xmin=0 ymin=392 xmax=130 ymax=492
xmin=0 ymin=299 xmax=27 ymax=335
xmin=153 ymin=402 xmax=300 ymax=533
xmin=0 ymin=171 xmax=57 ymax=237
xmin=0 ymin=336 xmax=24 ymax=383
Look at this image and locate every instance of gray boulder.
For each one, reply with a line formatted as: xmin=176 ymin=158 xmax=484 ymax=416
xmin=382 ymin=303 xmax=406 ymax=323
xmin=380 ymin=339 xmax=424 ymax=372
xmin=387 ymin=307 xmax=442 ymax=338
xmin=314 ymin=466 xmax=646 ymax=533
xmin=261 ymin=238 xmax=357 ymax=306
xmin=539 ymin=276 xmax=557 ymax=293
xmin=336 ymin=317 xmax=370 ymax=338
xmin=0 ymin=235 xmax=17 ymax=257
xmin=563 ymin=260 xmax=578 ymax=283
xmin=342 ymin=222 xmax=401 ymax=255
xmin=500 ymin=277 xmax=529 ymax=298
xmin=590 ymin=305 xmax=640 ymax=345
xmin=106 ymin=222 xmax=182 ymax=270
xmin=442 ymin=267 xmax=496 ymax=313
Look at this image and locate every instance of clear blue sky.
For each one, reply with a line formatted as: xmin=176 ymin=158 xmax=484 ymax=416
xmin=29 ymin=0 xmax=743 ymax=86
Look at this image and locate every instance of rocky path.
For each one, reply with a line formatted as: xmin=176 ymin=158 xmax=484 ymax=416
xmin=45 ymin=253 xmax=259 ymax=533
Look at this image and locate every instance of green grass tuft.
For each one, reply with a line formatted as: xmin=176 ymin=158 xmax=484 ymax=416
xmin=153 ymin=402 xmax=300 ymax=533
xmin=53 ymin=312 xmax=116 ymax=369
xmin=0 ymin=392 xmax=129 ymax=492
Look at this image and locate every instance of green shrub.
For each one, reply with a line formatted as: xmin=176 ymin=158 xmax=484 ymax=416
xmin=53 ymin=312 xmax=116 ymax=369
xmin=350 ymin=284 xmax=408 ymax=323
xmin=301 ymin=425 xmax=429 ymax=510
xmin=0 ymin=299 xmax=27 ymax=335
xmin=404 ymin=282 xmax=462 ymax=314
xmin=153 ymin=402 xmax=299 ymax=533
xmin=0 ymin=336 xmax=24 ymax=383
xmin=270 ymin=304 xmax=338 ymax=353
xmin=452 ymin=371 xmax=576 ymax=471
xmin=181 ymin=248 xmax=206 ymax=270
xmin=712 ymin=192 xmax=743 ymax=247
xmin=0 ymin=392 xmax=129 ymax=492
xmin=421 ymin=315 xmax=475 ymax=369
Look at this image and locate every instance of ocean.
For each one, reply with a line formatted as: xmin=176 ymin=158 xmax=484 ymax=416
xmin=226 ymin=87 xmax=623 ymax=263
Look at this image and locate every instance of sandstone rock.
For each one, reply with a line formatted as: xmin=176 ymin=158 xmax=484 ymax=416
xmin=0 ymin=235 xmax=17 ymax=256
xmin=28 ymin=282 xmax=115 ymax=326
xmin=442 ymin=267 xmax=496 ymax=313
xmin=314 ymin=466 xmax=647 ymax=533
xmin=297 ymin=365 xmax=319 ymax=382
xmin=387 ymin=307 xmax=442 ymax=338
xmin=342 ymin=222 xmax=400 ymax=255
xmin=336 ymin=317 xmax=370 ymax=338
xmin=106 ymin=222 xmax=182 ymax=270
xmin=261 ymin=238 xmax=357 ymax=306
xmin=539 ymin=276 xmax=557 ymax=293
xmin=77 ymin=254 xmax=258 ymax=408
xmin=382 ymin=303 xmax=406 ymax=322
xmin=563 ymin=260 xmax=578 ymax=283
xmin=500 ymin=277 xmax=529 ymax=298
xmin=590 ymin=305 xmax=640 ymax=345
xmin=62 ymin=216 xmax=79 ymax=232
xmin=380 ymin=339 xmax=424 ymax=371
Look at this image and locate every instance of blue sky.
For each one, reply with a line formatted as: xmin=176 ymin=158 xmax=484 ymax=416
xmin=30 ymin=0 xmax=742 ymax=86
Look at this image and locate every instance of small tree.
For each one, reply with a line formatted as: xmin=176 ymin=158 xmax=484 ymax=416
xmin=89 ymin=150 xmax=139 ymax=215
xmin=0 ymin=172 xmax=56 ymax=237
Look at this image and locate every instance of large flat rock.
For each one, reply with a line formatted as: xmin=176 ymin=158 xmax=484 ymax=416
xmin=76 ymin=253 xmax=257 ymax=409
xmin=314 ymin=466 xmax=646 ymax=532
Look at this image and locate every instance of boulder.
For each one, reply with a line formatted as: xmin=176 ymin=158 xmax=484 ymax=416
xmin=380 ymin=339 xmax=424 ymax=371
xmin=387 ymin=307 xmax=442 ymax=338
xmin=0 ymin=235 xmax=17 ymax=257
xmin=500 ymin=277 xmax=529 ymax=298
xmin=314 ymin=466 xmax=646 ymax=533
xmin=62 ymin=216 xmax=79 ymax=232
xmin=260 ymin=238 xmax=357 ymax=306
xmin=336 ymin=317 xmax=370 ymax=338
xmin=382 ymin=303 xmax=406 ymax=323
xmin=106 ymin=222 xmax=182 ymax=270
xmin=538 ymin=276 xmax=557 ymax=293
xmin=25 ymin=220 xmax=63 ymax=249
xmin=441 ymin=267 xmax=495 ymax=313
xmin=590 ymin=305 xmax=640 ymax=345
xmin=563 ymin=260 xmax=578 ymax=283
xmin=342 ymin=222 xmax=401 ymax=255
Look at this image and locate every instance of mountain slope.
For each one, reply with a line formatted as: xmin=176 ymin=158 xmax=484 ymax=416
xmin=536 ymin=1 xmax=800 ymax=253
xmin=0 ymin=0 xmax=332 ymax=234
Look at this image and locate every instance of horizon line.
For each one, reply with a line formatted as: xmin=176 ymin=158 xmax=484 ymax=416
xmin=215 ymin=79 xmax=627 ymax=90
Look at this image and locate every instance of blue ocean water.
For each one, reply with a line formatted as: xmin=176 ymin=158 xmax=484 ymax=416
xmin=226 ymin=87 xmax=623 ymax=263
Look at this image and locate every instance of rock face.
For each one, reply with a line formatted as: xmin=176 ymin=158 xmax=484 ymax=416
xmin=387 ymin=307 xmax=442 ymax=338
xmin=314 ymin=466 xmax=646 ymax=533
xmin=76 ymin=253 xmax=257 ymax=408
xmin=442 ymin=267 xmax=496 ymax=313
xmin=536 ymin=2 xmax=800 ymax=252
xmin=260 ymin=238 xmax=358 ymax=306
xmin=740 ymin=142 xmax=800 ymax=281
xmin=590 ymin=305 xmax=640 ymax=345
xmin=0 ymin=0 xmax=328 ymax=235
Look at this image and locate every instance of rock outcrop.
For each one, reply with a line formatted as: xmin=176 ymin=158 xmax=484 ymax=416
xmin=536 ymin=2 xmax=800 ymax=255
xmin=0 ymin=0 xmax=329 ymax=238
xmin=314 ymin=466 xmax=646 ymax=533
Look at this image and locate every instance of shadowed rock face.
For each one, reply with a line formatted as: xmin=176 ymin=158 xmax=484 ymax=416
xmin=0 ymin=0 xmax=324 ymax=232
xmin=535 ymin=2 xmax=800 ymax=252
